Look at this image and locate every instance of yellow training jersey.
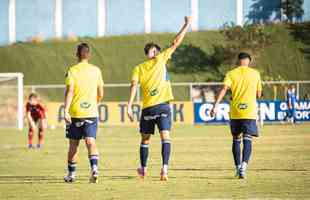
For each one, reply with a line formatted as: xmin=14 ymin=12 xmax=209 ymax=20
xmin=223 ymin=66 xmax=262 ymax=119
xmin=65 ymin=60 xmax=104 ymax=118
xmin=131 ymin=48 xmax=174 ymax=109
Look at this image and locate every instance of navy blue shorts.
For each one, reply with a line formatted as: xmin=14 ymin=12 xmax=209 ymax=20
xmin=230 ymin=119 xmax=258 ymax=137
xmin=287 ymin=108 xmax=296 ymax=118
xmin=66 ymin=118 xmax=98 ymax=140
xmin=140 ymin=103 xmax=172 ymax=134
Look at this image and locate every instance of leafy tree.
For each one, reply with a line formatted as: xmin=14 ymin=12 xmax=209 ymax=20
xmin=281 ymin=0 xmax=304 ymax=22
xmin=169 ymin=24 xmax=273 ymax=81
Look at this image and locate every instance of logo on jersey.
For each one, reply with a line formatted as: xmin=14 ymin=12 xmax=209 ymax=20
xmin=80 ymin=102 xmax=91 ymax=109
xmin=150 ymin=89 xmax=158 ymax=96
xmin=238 ymin=103 xmax=248 ymax=110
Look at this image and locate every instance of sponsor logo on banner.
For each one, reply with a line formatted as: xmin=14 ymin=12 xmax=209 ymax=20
xmin=194 ymin=102 xmax=230 ymax=123
xmin=46 ymin=102 xmax=194 ymax=127
xmin=194 ymin=101 xmax=310 ymax=124
xmin=259 ymin=101 xmax=310 ymax=121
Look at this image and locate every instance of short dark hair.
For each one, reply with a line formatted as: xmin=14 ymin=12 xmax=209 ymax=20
xmin=28 ymin=93 xmax=38 ymax=100
xmin=238 ymin=52 xmax=251 ymax=61
xmin=77 ymin=42 xmax=90 ymax=58
xmin=144 ymin=42 xmax=161 ymax=55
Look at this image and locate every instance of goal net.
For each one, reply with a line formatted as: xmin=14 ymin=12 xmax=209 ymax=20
xmin=0 ymin=73 xmax=23 ymax=130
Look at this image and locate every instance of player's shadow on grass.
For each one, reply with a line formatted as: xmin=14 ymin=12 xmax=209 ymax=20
xmin=171 ymin=168 xmax=232 ymax=171
xmin=0 ymin=175 xmax=64 ymax=184
xmin=170 ymin=168 xmax=310 ymax=180
xmin=0 ymin=175 xmax=138 ymax=184
xmin=171 ymin=168 xmax=309 ymax=172
xmin=108 ymin=175 xmax=136 ymax=180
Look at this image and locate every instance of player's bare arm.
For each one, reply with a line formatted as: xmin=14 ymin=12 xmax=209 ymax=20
xmin=257 ymin=90 xmax=262 ymax=99
xmin=170 ymin=16 xmax=192 ymax=52
xmin=97 ymin=86 xmax=104 ymax=103
xmin=127 ymin=80 xmax=138 ymax=121
xmin=64 ymin=83 xmax=74 ymax=124
xmin=27 ymin=111 xmax=36 ymax=129
xmin=40 ymin=103 xmax=48 ymax=129
xmin=39 ymin=103 xmax=48 ymax=119
xmin=210 ymin=85 xmax=229 ymax=117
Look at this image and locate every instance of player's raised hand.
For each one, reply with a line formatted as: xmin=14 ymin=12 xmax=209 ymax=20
xmin=170 ymin=16 xmax=192 ymax=51
xmin=185 ymin=16 xmax=192 ymax=25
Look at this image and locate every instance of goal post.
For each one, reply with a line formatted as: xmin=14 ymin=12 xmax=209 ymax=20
xmin=0 ymin=73 xmax=24 ymax=130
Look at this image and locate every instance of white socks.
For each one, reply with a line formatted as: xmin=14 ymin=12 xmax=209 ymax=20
xmin=241 ymin=161 xmax=248 ymax=171
xmin=163 ymin=164 xmax=168 ymax=173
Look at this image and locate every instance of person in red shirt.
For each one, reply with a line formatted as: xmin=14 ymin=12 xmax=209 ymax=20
xmin=26 ymin=93 xmax=47 ymax=149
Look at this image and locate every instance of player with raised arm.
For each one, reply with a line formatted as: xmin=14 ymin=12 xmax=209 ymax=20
xmin=211 ymin=52 xmax=262 ymax=179
xmin=26 ymin=93 xmax=47 ymax=149
xmin=63 ymin=43 xmax=104 ymax=183
xmin=127 ymin=16 xmax=192 ymax=181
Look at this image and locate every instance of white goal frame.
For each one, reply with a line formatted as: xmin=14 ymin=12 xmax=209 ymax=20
xmin=0 ymin=73 xmax=24 ymax=130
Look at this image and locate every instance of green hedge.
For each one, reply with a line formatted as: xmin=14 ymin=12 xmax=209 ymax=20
xmin=0 ymin=24 xmax=309 ymax=100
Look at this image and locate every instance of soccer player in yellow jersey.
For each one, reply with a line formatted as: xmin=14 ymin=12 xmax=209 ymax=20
xmin=127 ymin=16 xmax=192 ymax=181
xmin=211 ymin=52 xmax=262 ymax=179
xmin=63 ymin=43 xmax=104 ymax=183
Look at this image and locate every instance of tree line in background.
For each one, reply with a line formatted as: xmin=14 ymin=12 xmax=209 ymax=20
xmin=169 ymin=0 xmax=307 ymax=82
xmin=281 ymin=0 xmax=304 ymax=23
xmin=169 ymin=24 xmax=274 ymax=81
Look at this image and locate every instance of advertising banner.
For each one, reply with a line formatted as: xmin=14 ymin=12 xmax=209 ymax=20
xmin=46 ymin=101 xmax=194 ymax=127
xmin=45 ymin=101 xmax=310 ymax=126
xmin=194 ymin=101 xmax=310 ymax=124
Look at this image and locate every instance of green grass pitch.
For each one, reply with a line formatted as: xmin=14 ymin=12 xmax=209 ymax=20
xmin=0 ymin=124 xmax=309 ymax=199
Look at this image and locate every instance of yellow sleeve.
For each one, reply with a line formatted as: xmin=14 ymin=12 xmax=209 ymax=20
xmin=131 ymin=66 xmax=140 ymax=82
xmin=257 ymin=73 xmax=262 ymax=91
xmin=97 ymin=69 xmax=104 ymax=87
xmin=157 ymin=47 xmax=174 ymax=62
xmin=65 ymin=70 xmax=74 ymax=86
xmin=223 ymin=72 xmax=232 ymax=88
